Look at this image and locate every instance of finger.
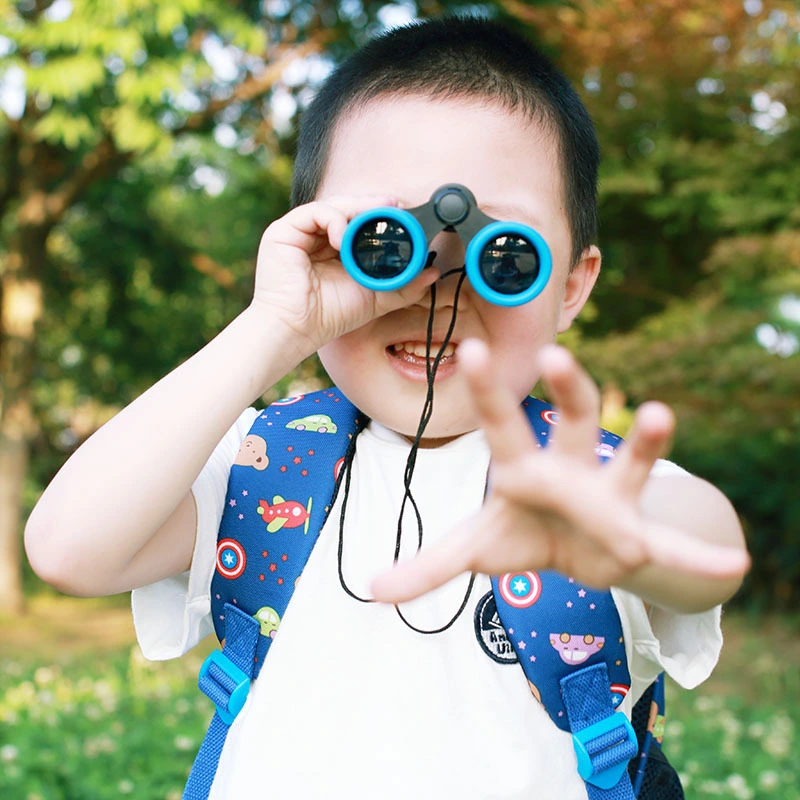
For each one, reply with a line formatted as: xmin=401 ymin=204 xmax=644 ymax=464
xmin=372 ymin=266 xmax=441 ymax=315
xmin=539 ymin=345 xmax=601 ymax=464
xmin=608 ymin=402 xmax=674 ymax=499
xmin=641 ymin=520 xmax=751 ymax=580
xmin=458 ymin=338 xmax=538 ymax=464
xmin=265 ymin=195 xmax=398 ymax=253
xmin=370 ymin=522 xmax=475 ymax=604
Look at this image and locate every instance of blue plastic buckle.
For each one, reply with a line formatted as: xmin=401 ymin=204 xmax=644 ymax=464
xmin=572 ymin=713 xmax=638 ymax=790
xmin=198 ymin=650 xmax=251 ymax=725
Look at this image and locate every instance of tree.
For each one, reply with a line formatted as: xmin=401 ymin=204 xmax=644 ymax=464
xmin=0 ymin=0 xmax=528 ymax=613
xmin=513 ymin=0 xmax=800 ymax=607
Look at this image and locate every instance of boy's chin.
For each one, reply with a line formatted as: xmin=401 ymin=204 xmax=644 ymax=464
xmin=375 ymin=409 xmax=480 ymax=446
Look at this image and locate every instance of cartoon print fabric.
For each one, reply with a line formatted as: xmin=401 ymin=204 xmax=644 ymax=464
xmin=210 ymin=389 xmax=631 ymax=730
xmin=491 ymin=407 xmax=631 ymax=734
xmin=209 ymin=390 xmax=362 ymax=676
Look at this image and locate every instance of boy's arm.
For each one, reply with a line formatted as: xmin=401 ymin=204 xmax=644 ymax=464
xmin=371 ymin=339 xmax=749 ymax=613
xmin=25 ymin=309 xmax=311 ymax=597
xmin=26 ymin=196 xmax=436 ymax=598
xmin=621 ymin=472 xmax=744 ymax=611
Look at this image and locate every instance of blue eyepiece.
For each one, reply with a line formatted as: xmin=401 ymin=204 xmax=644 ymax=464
xmin=465 ymin=222 xmax=552 ymax=307
xmin=340 ymin=185 xmax=553 ymax=306
xmin=340 ymin=207 xmax=428 ymax=292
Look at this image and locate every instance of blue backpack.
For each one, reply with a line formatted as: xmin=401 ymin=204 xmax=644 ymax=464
xmin=183 ymin=389 xmax=684 ymax=800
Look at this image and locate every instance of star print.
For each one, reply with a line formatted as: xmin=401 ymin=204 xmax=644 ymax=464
xmin=277 ymin=578 xmax=284 ymax=585
xmin=308 ymin=450 xmax=315 ymax=456
xmin=530 ymin=631 xmax=537 ymax=638
xmin=262 ymin=550 xmax=268 ymax=557
xmin=566 ymin=601 xmax=573 ymax=608
xmin=269 ymin=563 xmax=277 ymax=572
xmin=589 ymin=603 xmax=596 ymax=610
xmin=529 ymin=655 xmax=536 ymax=663
xmin=286 ymin=446 xmax=293 ymax=452
xmin=242 ymin=490 xmax=248 ymax=496
xmin=301 ymin=469 xmax=308 ymax=476
xmin=228 ymin=499 xmax=236 ymax=507
xmin=224 ymin=553 xmax=234 ymax=565
xmin=280 ymin=466 xmax=287 ymax=472
xmin=281 ymin=554 xmax=288 ymax=561
xmin=578 ymin=589 xmax=587 ymax=598
xmin=238 ymin=514 xmax=244 ymax=520
xmin=517 ymin=641 xmax=526 ymax=650
xmin=512 ymin=577 xmax=529 ymax=595
xmin=568 ymin=577 xmax=575 ymax=583
xmin=508 ymin=628 xmax=514 ymax=635
xmin=293 ymin=456 xmax=302 ymax=464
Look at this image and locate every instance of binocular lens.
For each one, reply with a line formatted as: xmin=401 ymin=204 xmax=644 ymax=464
xmin=478 ymin=235 xmax=540 ymax=295
xmin=351 ymin=220 xmax=414 ymax=280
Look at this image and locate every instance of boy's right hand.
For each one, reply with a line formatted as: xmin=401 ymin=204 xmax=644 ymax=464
xmin=251 ymin=196 xmax=438 ymax=353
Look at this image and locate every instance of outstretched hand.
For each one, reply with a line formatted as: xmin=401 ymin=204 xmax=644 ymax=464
xmin=371 ymin=340 xmax=749 ymax=605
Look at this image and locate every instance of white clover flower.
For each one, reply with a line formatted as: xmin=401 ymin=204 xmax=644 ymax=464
xmin=725 ymin=773 xmax=752 ymax=799
xmin=762 ymin=732 xmax=790 ymax=758
xmin=665 ymin=720 xmax=684 ymax=737
xmin=34 ymin=667 xmax=56 ymax=686
xmin=117 ymin=779 xmax=134 ymax=794
xmin=758 ymin=770 xmax=780 ymax=790
xmin=174 ymin=735 xmax=194 ymax=751
xmin=0 ymin=744 xmax=19 ymax=762
xmin=746 ymin=722 xmax=766 ymax=739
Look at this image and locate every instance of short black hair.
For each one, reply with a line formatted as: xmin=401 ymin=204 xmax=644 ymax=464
xmin=291 ymin=16 xmax=599 ymax=268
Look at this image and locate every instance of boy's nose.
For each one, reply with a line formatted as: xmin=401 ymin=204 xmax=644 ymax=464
xmin=429 ymin=229 xmax=465 ymax=271
xmin=427 ymin=230 xmax=467 ymax=307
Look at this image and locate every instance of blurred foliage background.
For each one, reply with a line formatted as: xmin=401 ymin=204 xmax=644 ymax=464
xmin=0 ymin=0 xmax=798 ymax=616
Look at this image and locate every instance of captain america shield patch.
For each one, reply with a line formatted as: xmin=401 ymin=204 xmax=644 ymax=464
xmin=498 ymin=571 xmax=542 ymax=608
xmin=540 ymin=409 xmax=559 ymax=425
xmin=216 ymin=538 xmax=246 ymax=579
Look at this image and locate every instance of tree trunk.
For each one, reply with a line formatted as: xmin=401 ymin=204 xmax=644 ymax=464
xmin=0 ymin=225 xmax=47 ymax=615
xmin=0 ymin=434 xmax=27 ymax=615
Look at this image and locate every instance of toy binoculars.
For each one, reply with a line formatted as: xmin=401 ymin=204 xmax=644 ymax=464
xmin=340 ymin=183 xmax=552 ymax=306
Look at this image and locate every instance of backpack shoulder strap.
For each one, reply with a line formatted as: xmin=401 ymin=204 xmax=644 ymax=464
xmin=492 ymin=397 xmax=639 ymax=799
xmin=184 ymin=389 xmax=360 ymax=800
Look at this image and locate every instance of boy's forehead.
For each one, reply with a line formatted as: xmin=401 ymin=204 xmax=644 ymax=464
xmin=320 ymin=93 xmax=563 ymax=224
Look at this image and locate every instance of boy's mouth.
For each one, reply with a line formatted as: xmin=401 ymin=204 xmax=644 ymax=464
xmin=388 ymin=341 xmax=457 ymax=365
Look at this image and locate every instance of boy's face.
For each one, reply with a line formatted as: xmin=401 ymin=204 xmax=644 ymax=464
xmin=316 ymin=94 xmax=600 ymax=441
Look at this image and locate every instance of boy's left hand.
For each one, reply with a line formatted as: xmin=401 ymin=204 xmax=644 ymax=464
xmin=371 ymin=340 xmax=749 ymax=608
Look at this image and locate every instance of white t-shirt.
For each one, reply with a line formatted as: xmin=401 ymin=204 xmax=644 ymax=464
xmin=132 ymin=409 xmax=722 ymax=800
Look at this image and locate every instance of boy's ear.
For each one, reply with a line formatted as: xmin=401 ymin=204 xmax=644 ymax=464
xmin=557 ymin=245 xmax=601 ymax=333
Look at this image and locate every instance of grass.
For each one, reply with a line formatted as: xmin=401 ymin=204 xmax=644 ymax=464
xmin=1 ymin=597 xmax=798 ymax=799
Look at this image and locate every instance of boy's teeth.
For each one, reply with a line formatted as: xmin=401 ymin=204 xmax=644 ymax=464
xmin=392 ymin=342 xmax=456 ymax=357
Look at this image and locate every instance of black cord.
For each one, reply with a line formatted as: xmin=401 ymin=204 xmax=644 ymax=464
xmin=337 ymin=267 xmax=476 ymax=634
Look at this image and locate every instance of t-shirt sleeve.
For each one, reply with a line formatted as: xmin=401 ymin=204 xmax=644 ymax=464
xmin=612 ymin=456 xmax=723 ymax=699
xmin=613 ymin=588 xmax=723 ymax=696
xmin=131 ymin=407 xmax=260 ymax=661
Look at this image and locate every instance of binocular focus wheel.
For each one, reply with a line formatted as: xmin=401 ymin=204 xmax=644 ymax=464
xmin=340 ymin=207 xmax=429 ymax=291
xmin=465 ymin=222 xmax=553 ymax=307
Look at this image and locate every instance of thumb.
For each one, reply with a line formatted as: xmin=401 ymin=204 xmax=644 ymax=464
xmin=370 ymin=524 xmax=474 ymax=604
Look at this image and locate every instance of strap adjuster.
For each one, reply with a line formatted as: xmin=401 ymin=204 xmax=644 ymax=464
xmin=572 ymin=712 xmax=638 ymax=790
xmin=198 ymin=650 xmax=251 ymax=725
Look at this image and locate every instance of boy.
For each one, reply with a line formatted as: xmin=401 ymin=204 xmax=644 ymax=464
xmin=26 ymin=16 xmax=748 ymax=799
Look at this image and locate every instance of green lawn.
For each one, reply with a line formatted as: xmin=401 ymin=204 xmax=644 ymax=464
xmin=1 ymin=598 xmax=797 ymax=799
